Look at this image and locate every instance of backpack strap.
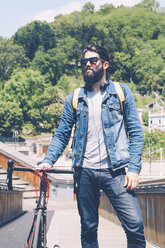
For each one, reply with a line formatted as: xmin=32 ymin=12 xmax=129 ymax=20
xmin=113 ymin=82 xmax=125 ymax=113
xmin=72 ymin=87 xmax=81 ymax=110
xmin=72 ymin=83 xmax=125 ymax=113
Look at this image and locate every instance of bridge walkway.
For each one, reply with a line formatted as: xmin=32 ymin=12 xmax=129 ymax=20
xmin=24 ymin=198 xmax=157 ymax=248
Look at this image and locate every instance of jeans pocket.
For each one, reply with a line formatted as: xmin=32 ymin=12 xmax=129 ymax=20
xmin=116 ymin=173 xmax=126 ymax=197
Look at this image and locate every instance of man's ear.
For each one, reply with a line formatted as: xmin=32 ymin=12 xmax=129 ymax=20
xmin=103 ymin=61 xmax=109 ymax=70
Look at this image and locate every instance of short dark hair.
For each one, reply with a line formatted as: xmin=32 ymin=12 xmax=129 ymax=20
xmin=82 ymin=44 xmax=109 ymax=62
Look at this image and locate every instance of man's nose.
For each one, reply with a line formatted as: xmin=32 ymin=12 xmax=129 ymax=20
xmin=86 ymin=60 xmax=91 ymax=66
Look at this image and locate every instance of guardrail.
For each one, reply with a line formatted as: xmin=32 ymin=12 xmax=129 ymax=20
xmin=99 ymin=183 xmax=165 ymax=248
xmin=0 ymin=190 xmax=22 ymax=226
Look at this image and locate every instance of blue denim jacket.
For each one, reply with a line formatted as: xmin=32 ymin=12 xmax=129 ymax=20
xmin=43 ymin=80 xmax=143 ymax=174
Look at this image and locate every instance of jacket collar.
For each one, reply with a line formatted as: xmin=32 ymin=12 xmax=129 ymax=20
xmin=78 ymin=79 xmax=117 ymax=100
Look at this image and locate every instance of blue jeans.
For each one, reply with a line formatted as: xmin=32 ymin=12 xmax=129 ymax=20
xmin=76 ymin=168 xmax=146 ymax=248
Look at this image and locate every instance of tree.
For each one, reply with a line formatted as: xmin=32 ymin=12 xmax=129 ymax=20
xmin=82 ymin=2 xmax=95 ymax=13
xmin=135 ymin=0 xmax=160 ymax=11
xmin=13 ymin=21 xmax=56 ymax=60
xmin=0 ymin=100 xmax=23 ymax=137
xmin=0 ymin=39 xmax=28 ymax=86
xmin=2 ymin=69 xmax=65 ymax=135
xmin=143 ymin=130 xmax=165 ymax=159
xmin=98 ymin=4 xmax=115 ymax=15
xmin=31 ymin=36 xmax=82 ymax=85
xmin=57 ymin=75 xmax=84 ymax=95
xmin=142 ymin=112 xmax=149 ymax=126
xmin=131 ymin=42 xmax=165 ymax=94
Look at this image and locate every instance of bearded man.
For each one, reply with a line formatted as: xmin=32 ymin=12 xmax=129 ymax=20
xmin=38 ymin=44 xmax=146 ymax=248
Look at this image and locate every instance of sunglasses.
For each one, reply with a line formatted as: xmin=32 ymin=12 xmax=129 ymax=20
xmin=81 ymin=57 xmax=105 ymax=66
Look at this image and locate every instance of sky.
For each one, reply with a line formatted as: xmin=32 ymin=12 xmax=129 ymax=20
xmin=0 ymin=0 xmax=165 ymax=39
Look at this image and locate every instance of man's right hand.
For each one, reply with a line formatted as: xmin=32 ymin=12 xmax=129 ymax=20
xmin=36 ymin=162 xmax=52 ymax=170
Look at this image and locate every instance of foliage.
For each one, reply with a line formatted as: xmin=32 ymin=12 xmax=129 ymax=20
xmin=82 ymin=2 xmax=95 ymax=13
xmin=57 ymin=75 xmax=84 ymax=95
xmin=0 ymin=39 xmax=28 ymax=85
xmin=142 ymin=112 xmax=149 ymax=126
xmin=0 ymin=69 xmax=65 ymax=135
xmin=0 ymin=0 xmax=165 ymax=137
xmin=0 ymin=100 xmax=23 ymax=137
xmin=31 ymin=36 xmax=81 ymax=85
xmin=143 ymin=130 xmax=165 ymax=159
xmin=134 ymin=93 xmax=155 ymax=108
xmin=13 ymin=21 xmax=56 ymax=60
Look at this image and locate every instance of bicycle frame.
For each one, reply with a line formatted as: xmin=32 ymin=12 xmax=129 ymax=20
xmin=7 ymin=160 xmax=74 ymax=248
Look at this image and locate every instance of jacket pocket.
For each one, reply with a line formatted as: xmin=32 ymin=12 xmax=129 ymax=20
xmin=107 ymin=102 xmax=123 ymax=123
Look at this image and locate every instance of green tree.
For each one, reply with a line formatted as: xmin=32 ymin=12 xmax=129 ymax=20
xmin=31 ymin=36 xmax=82 ymax=85
xmin=82 ymin=2 xmax=95 ymax=13
xmin=2 ymin=69 xmax=65 ymax=135
xmin=135 ymin=0 xmax=160 ymax=11
xmin=13 ymin=21 xmax=56 ymax=60
xmin=0 ymin=100 xmax=23 ymax=137
xmin=57 ymin=75 xmax=84 ymax=95
xmin=143 ymin=130 xmax=165 ymax=159
xmin=0 ymin=39 xmax=28 ymax=86
xmin=98 ymin=4 xmax=115 ymax=15
xmin=142 ymin=112 xmax=149 ymax=126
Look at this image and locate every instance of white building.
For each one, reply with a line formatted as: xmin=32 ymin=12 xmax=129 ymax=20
xmin=148 ymin=108 xmax=165 ymax=132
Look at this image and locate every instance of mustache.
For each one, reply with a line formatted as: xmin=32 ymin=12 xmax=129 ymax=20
xmin=85 ymin=66 xmax=95 ymax=72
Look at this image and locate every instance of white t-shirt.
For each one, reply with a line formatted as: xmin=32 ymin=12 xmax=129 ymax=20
xmin=82 ymin=90 xmax=110 ymax=169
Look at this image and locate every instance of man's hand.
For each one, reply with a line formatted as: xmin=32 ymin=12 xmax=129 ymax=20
xmin=36 ymin=162 xmax=52 ymax=170
xmin=124 ymin=172 xmax=139 ymax=191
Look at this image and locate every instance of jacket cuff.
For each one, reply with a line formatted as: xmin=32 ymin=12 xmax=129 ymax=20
xmin=128 ymin=165 xmax=141 ymax=174
xmin=41 ymin=159 xmax=54 ymax=167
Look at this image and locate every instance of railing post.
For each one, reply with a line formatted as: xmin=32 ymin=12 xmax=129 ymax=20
xmin=7 ymin=160 xmax=14 ymax=190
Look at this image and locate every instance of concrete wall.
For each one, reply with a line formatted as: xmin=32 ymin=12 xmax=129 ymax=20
xmin=0 ymin=190 xmax=22 ymax=226
xmin=140 ymin=160 xmax=165 ymax=179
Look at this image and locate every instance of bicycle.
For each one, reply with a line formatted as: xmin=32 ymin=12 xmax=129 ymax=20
xmin=7 ymin=160 xmax=74 ymax=248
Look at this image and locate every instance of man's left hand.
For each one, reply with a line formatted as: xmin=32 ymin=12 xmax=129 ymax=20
xmin=124 ymin=172 xmax=139 ymax=191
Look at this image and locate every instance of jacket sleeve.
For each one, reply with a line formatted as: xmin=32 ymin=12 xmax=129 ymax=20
xmin=122 ymin=84 xmax=143 ymax=174
xmin=42 ymin=93 xmax=75 ymax=166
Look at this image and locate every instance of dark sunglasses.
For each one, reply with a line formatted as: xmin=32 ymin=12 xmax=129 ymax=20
xmin=81 ymin=57 xmax=105 ymax=66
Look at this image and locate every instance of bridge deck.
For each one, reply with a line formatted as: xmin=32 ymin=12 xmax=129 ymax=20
xmin=24 ymin=198 xmax=157 ymax=248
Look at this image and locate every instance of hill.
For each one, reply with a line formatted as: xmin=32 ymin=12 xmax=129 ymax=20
xmin=0 ymin=0 xmax=165 ymax=136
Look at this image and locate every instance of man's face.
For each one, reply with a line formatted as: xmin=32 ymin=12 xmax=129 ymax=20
xmin=82 ymin=51 xmax=104 ymax=86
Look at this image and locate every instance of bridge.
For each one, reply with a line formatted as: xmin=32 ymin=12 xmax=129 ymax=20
xmin=0 ymin=141 xmax=164 ymax=248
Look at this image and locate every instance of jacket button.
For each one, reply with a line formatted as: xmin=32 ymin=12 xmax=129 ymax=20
xmin=80 ymin=133 xmax=83 ymax=137
xmin=77 ymin=153 xmax=80 ymax=157
xmin=83 ymin=113 xmax=86 ymax=117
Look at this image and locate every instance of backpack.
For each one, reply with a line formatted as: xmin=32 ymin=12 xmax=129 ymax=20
xmin=72 ymin=82 xmax=125 ymax=113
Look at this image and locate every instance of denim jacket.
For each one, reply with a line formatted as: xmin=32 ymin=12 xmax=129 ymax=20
xmin=43 ymin=80 xmax=143 ymax=174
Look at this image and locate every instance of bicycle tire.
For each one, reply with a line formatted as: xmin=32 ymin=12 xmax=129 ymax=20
xmin=32 ymin=209 xmax=43 ymax=248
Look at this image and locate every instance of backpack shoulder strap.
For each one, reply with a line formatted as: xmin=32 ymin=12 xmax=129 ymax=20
xmin=113 ymin=82 xmax=125 ymax=113
xmin=72 ymin=87 xmax=81 ymax=110
xmin=72 ymin=83 xmax=125 ymax=113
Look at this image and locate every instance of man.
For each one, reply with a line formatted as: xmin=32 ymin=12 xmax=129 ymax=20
xmin=39 ymin=44 xmax=146 ymax=248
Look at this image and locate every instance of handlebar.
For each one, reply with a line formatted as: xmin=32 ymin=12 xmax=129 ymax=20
xmin=6 ymin=160 xmax=74 ymax=191
xmin=13 ymin=166 xmax=74 ymax=174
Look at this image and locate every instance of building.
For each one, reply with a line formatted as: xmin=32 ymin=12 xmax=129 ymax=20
xmin=148 ymin=108 xmax=165 ymax=132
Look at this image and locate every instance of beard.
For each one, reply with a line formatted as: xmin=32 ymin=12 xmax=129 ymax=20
xmin=83 ymin=65 xmax=104 ymax=91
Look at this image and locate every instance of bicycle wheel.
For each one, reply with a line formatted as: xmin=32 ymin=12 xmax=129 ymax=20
xmin=32 ymin=209 xmax=43 ymax=248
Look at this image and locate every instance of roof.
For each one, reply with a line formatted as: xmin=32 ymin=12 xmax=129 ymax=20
xmin=149 ymin=109 xmax=165 ymax=116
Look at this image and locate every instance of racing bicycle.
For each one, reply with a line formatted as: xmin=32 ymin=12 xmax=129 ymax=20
xmin=7 ymin=159 xmax=74 ymax=248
